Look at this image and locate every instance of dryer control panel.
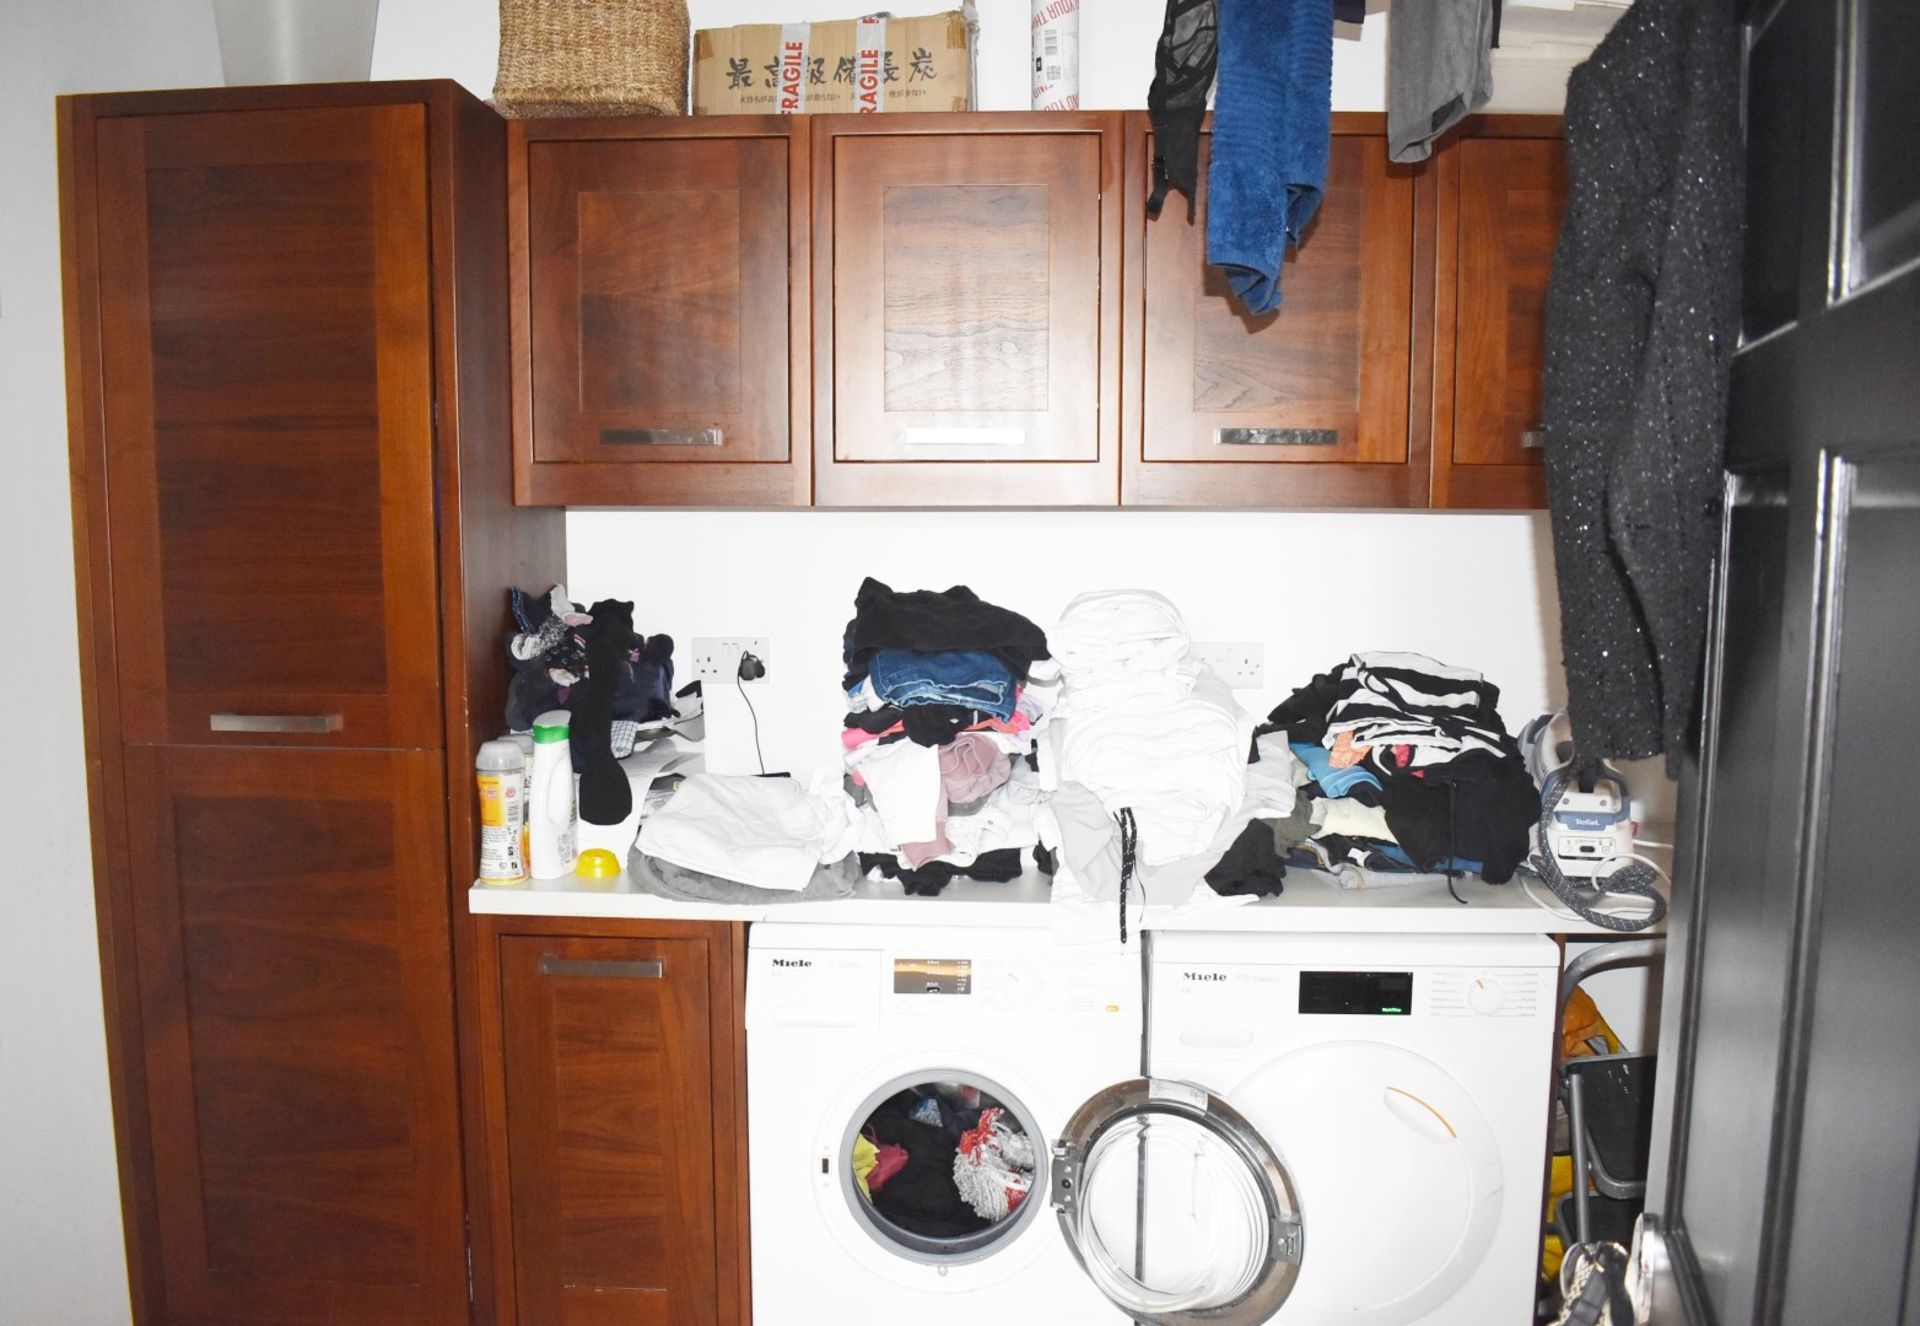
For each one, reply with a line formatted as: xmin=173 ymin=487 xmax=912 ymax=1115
xmin=1428 ymin=968 xmax=1549 ymax=1018
xmin=1298 ymin=969 xmax=1414 ymax=1015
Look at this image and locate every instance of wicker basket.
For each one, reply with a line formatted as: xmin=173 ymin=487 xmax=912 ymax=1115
xmin=494 ymin=0 xmax=690 ymax=118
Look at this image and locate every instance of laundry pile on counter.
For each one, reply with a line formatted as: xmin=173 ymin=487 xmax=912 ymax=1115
xmin=629 ymin=770 xmax=863 ymax=904
xmin=1228 ymin=651 xmax=1541 ymax=891
xmin=843 ymin=578 xmax=1057 ymax=896
xmin=1040 ymin=591 xmax=1299 ymax=920
xmin=856 ymin=1084 xmax=1035 ymax=1237
xmin=1049 ymin=591 xmax=1255 ymax=864
xmin=570 ymin=574 xmax=1544 ymax=917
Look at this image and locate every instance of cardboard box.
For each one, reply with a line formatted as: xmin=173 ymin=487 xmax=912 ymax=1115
xmin=693 ymin=5 xmax=977 ymax=115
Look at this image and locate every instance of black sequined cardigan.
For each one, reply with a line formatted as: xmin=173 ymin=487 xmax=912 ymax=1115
xmin=1541 ymin=0 xmax=1744 ymax=769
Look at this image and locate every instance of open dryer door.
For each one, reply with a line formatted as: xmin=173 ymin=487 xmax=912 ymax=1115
xmin=1051 ymin=1078 xmax=1304 ymax=1325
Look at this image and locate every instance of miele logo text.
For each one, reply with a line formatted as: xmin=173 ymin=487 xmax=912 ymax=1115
xmin=772 ymin=957 xmax=811 ymax=968
xmin=1183 ymin=971 xmax=1226 ymax=982
xmin=778 ymin=40 xmax=806 ymax=112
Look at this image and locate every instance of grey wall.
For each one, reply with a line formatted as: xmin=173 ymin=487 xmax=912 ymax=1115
xmin=0 ymin=2 xmax=221 ymax=1321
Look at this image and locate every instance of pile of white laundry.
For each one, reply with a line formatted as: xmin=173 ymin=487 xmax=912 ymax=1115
xmin=1047 ymin=590 xmax=1258 ymax=867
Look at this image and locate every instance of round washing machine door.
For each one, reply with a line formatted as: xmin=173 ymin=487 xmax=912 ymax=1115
xmin=1228 ymin=1041 xmax=1504 ymax=1325
xmin=1051 ymin=1078 xmax=1305 ymax=1325
xmin=814 ymin=1057 xmax=1062 ymax=1292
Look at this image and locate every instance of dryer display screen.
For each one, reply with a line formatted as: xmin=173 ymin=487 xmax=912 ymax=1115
xmin=1298 ymin=970 xmax=1413 ymax=1015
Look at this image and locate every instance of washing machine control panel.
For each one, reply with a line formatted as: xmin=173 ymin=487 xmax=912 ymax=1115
xmin=1428 ymin=968 xmax=1548 ymax=1018
xmin=891 ymin=957 xmax=972 ymax=996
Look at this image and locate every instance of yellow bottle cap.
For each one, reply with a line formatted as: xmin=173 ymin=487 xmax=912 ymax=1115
xmin=575 ymin=848 xmax=621 ymax=880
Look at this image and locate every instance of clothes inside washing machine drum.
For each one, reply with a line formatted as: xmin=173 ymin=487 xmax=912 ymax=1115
xmin=865 ymin=1115 xmax=991 ymax=1239
xmin=855 ymin=1085 xmax=1038 ymax=1243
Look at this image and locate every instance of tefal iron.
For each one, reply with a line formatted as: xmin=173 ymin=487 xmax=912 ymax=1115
xmin=1522 ymin=711 xmax=1636 ymax=879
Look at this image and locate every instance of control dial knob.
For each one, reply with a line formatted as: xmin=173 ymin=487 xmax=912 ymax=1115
xmin=1467 ymin=976 xmax=1509 ymax=1016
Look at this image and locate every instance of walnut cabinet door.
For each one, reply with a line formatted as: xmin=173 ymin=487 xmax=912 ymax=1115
xmin=90 ymin=105 xmax=444 ymax=748
xmin=512 ymin=117 xmax=810 ymax=506
xmin=1430 ymin=123 xmax=1568 ymax=508
xmin=812 ymin=113 xmax=1123 ymax=505
xmin=119 ymin=745 xmax=467 ymax=1324
xmin=1122 ymin=114 xmax=1436 ymax=507
xmin=477 ymin=923 xmax=749 ymax=1326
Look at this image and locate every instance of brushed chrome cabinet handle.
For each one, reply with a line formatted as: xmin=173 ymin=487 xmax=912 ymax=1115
xmin=209 ymin=713 xmax=344 ymax=734
xmin=600 ymin=427 xmax=723 ymax=447
xmin=1522 ymin=429 xmax=1547 ymax=450
xmin=538 ymin=956 xmax=665 ymax=980
xmin=1214 ymin=427 xmax=1339 ymax=447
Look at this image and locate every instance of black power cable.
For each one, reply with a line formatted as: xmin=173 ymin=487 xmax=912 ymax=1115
xmin=736 ymin=651 xmax=766 ymax=775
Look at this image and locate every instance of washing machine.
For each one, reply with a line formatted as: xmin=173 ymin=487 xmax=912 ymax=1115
xmin=746 ymin=922 xmax=1144 ymax=1324
xmin=751 ymin=924 xmax=1555 ymax=1325
xmin=1077 ymin=930 xmax=1561 ymax=1326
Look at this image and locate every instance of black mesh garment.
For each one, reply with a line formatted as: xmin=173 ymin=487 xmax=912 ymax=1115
xmin=1146 ymin=0 xmax=1218 ymax=220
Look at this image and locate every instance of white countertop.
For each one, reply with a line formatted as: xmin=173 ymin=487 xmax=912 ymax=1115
xmin=470 ymin=865 xmax=1663 ymax=938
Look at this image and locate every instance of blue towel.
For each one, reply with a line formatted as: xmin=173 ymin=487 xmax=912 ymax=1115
xmin=1290 ymin=741 xmax=1383 ymax=800
xmin=1205 ymin=0 xmax=1334 ymax=314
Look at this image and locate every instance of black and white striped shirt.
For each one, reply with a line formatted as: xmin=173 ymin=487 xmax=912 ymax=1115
xmin=1322 ymin=652 xmax=1512 ymax=769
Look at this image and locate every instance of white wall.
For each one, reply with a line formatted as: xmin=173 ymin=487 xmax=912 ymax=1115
xmin=2 ymin=4 xmax=224 ymax=1323
xmin=567 ymin=508 xmax=1571 ymax=779
xmin=372 ymin=0 xmax=1590 ymax=114
xmin=373 ymin=0 xmax=1390 ymax=109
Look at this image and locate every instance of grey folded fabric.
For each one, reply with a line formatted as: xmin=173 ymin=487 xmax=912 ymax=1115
xmin=627 ymin=848 xmax=860 ymax=905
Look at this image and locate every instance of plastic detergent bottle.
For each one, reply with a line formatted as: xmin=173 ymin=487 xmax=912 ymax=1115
xmin=528 ymin=710 xmax=578 ymax=880
xmin=508 ymin=731 xmax=536 ymax=875
xmin=475 ymin=739 xmax=528 ymax=883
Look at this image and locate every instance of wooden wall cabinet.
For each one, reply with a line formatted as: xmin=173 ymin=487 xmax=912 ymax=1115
xmin=1430 ymin=119 xmax=1568 ymax=509
xmin=1121 ymin=113 xmax=1436 ymax=507
xmin=812 ymin=113 xmax=1123 ymax=505
xmin=474 ymin=917 xmax=750 ymax=1326
xmin=61 ymin=83 xmax=563 ymax=1322
xmin=511 ymin=117 xmax=811 ymax=506
xmin=508 ymin=110 xmax=1562 ymax=511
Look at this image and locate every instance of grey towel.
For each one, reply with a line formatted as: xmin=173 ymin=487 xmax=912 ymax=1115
xmin=627 ymin=849 xmax=860 ymax=905
xmin=1387 ymin=0 xmax=1494 ymax=163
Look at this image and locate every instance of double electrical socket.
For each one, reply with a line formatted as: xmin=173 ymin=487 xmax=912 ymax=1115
xmin=690 ymin=636 xmax=771 ymax=685
xmin=1191 ymin=641 xmax=1265 ymax=688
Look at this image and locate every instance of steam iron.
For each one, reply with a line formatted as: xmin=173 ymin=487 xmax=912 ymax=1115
xmin=1522 ymin=711 xmax=1636 ymax=879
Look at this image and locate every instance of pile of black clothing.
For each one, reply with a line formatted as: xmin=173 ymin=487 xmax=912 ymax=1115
xmin=505 ymin=584 xmax=674 ymax=825
xmin=841 ymin=578 xmax=1056 ymax=896
xmin=1254 ymin=651 xmax=1539 ymax=884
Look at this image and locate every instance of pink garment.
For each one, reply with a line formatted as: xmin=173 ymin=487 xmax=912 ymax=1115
xmin=841 ymin=721 xmax=906 ymax=751
xmin=867 ymin=1142 xmax=909 ymax=1194
xmin=941 ymin=732 xmax=1013 ymax=803
xmin=897 ymin=734 xmax=1012 ymax=867
xmin=899 ymin=817 xmax=953 ymax=868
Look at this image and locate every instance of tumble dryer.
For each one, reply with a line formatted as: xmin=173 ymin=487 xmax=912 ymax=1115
xmin=1122 ymin=930 xmax=1562 ymax=1325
